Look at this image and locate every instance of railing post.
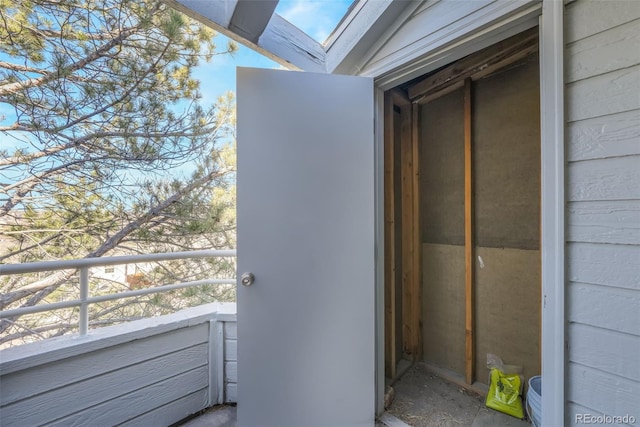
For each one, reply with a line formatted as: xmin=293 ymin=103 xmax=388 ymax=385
xmin=79 ymin=267 xmax=89 ymax=335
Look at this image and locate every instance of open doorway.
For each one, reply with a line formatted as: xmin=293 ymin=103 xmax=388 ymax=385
xmin=383 ymin=27 xmax=541 ymax=426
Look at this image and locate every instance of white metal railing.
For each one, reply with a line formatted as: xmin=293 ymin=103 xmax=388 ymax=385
xmin=0 ymin=250 xmax=236 ymax=335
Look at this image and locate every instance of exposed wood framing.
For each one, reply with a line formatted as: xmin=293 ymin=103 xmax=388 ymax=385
xmin=410 ymin=101 xmax=421 ymax=361
xmin=400 ymin=94 xmax=415 ymax=360
xmin=399 ymin=91 xmax=421 ymax=361
xmin=415 ymin=80 xmax=464 ymax=105
xmin=408 ymin=28 xmax=539 ymax=101
xmin=411 ymin=104 xmax=422 ymax=357
xmin=464 ymin=77 xmax=474 ymax=385
xmin=384 ymin=89 xmax=420 ymax=364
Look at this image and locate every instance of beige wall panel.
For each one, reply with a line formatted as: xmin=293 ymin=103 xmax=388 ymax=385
xmin=474 ymin=246 xmax=541 ymax=387
xmin=473 ymin=57 xmax=540 ymax=250
xmin=422 ymin=243 xmax=465 ymax=375
xmin=420 ymin=89 xmax=465 ymax=246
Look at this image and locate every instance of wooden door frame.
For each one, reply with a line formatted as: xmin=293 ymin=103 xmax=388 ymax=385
xmin=383 ymin=89 xmax=421 ymax=381
xmin=374 ymin=5 xmax=565 ymax=424
xmin=385 ymin=26 xmax=540 ymax=387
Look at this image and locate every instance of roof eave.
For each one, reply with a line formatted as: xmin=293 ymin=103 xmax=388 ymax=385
xmin=162 ymin=0 xmax=326 ymax=72
xmin=162 ymin=0 xmax=414 ymax=76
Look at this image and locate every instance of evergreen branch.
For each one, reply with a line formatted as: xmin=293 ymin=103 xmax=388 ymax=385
xmin=0 ymin=26 xmax=139 ymax=96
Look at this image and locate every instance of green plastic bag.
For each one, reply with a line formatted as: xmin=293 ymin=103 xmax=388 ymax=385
xmin=485 ymin=354 xmax=525 ymax=419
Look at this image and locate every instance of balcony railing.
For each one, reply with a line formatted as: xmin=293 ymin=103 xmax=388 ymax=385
xmin=0 ymin=250 xmax=237 ymax=336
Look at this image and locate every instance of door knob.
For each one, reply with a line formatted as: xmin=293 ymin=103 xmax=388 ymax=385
xmin=241 ymin=272 xmax=255 ymax=286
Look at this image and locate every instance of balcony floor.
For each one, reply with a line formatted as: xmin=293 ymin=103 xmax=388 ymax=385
xmin=177 ymin=364 xmax=531 ymax=427
xmin=179 ymin=405 xmax=237 ymax=427
xmin=180 ymin=406 xmax=395 ymax=427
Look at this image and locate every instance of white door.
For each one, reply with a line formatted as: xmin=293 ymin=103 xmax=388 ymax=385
xmin=236 ymin=67 xmax=375 ymax=427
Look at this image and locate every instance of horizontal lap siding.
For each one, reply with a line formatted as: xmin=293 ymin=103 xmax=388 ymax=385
xmin=1 ymin=324 xmax=208 ymax=405
xmin=567 ymin=109 xmax=640 ymax=162
xmin=568 ymin=282 xmax=640 ymax=337
xmin=566 ymin=65 xmax=640 ymax=122
xmin=567 ymin=200 xmax=640 ymax=245
xmin=567 ymin=243 xmax=640 ymax=290
xmin=0 ymin=312 xmax=217 ymax=427
xmin=50 ymin=366 xmax=210 ymax=427
xmin=2 ymin=343 xmax=208 ymax=426
xmin=565 ymin=1 xmax=640 ymax=424
xmin=124 ymin=389 xmax=210 ymax=427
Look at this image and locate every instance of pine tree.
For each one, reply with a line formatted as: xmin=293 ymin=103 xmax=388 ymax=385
xmin=0 ymin=0 xmax=238 ymax=346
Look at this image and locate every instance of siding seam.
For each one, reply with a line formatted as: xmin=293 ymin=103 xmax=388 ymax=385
xmin=567 ymin=241 xmax=640 ymax=246
xmin=566 ymin=198 xmax=640 ymax=203
xmin=568 ymin=360 xmax=640 ymax=384
xmin=565 ymin=17 xmax=640 ymax=46
xmin=567 ymin=320 xmax=640 ymax=339
xmin=43 ymin=364 xmax=209 ymax=426
xmin=0 ymin=342 xmax=209 ymax=409
xmin=566 ymin=63 xmax=640 ymax=85
xmin=121 ymin=387 xmax=209 ymax=425
xmin=566 ymin=107 xmax=640 ymax=126
xmin=565 ymin=399 xmax=604 ymax=416
xmin=568 ymin=280 xmax=640 ymax=293
xmin=568 ymin=153 xmax=640 ymax=164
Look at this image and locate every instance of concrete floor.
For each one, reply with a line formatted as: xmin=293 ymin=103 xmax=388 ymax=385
xmin=387 ymin=363 xmax=531 ymax=427
xmin=179 ymin=406 xmax=388 ymax=427
xmin=179 ymin=405 xmax=237 ymax=427
xmin=178 ymin=363 xmax=531 ymax=427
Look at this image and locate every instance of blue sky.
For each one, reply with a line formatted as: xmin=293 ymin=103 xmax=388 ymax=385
xmin=0 ymin=1 xmax=353 ymax=127
xmin=1 ymin=1 xmax=353 ymax=131
xmin=191 ymin=0 xmax=353 ymax=105
xmin=0 ymin=1 xmax=353 ymax=182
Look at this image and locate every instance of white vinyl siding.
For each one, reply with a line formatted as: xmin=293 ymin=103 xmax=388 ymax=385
xmin=564 ymin=1 xmax=640 ymax=424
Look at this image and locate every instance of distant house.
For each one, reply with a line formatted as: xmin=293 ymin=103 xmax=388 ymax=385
xmin=92 ymin=260 xmax=154 ymax=290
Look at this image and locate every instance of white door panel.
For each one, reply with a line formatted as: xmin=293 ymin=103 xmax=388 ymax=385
xmin=237 ymin=67 xmax=375 ymax=427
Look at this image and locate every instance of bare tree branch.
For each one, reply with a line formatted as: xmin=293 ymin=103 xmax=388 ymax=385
xmin=0 ymin=166 xmax=231 ymax=310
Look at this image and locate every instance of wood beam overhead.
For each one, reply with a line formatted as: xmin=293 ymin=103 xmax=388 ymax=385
xmin=164 ymin=0 xmax=416 ymax=75
xmin=170 ymin=0 xmax=238 ymax=29
xmin=163 ymin=0 xmax=325 ymax=72
xmin=258 ymin=14 xmax=325 ymax=72
xmin=229 ymin=0 xmax=279 ymax=44
xmin=408 ymin=28 xmax=539 ymax=101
